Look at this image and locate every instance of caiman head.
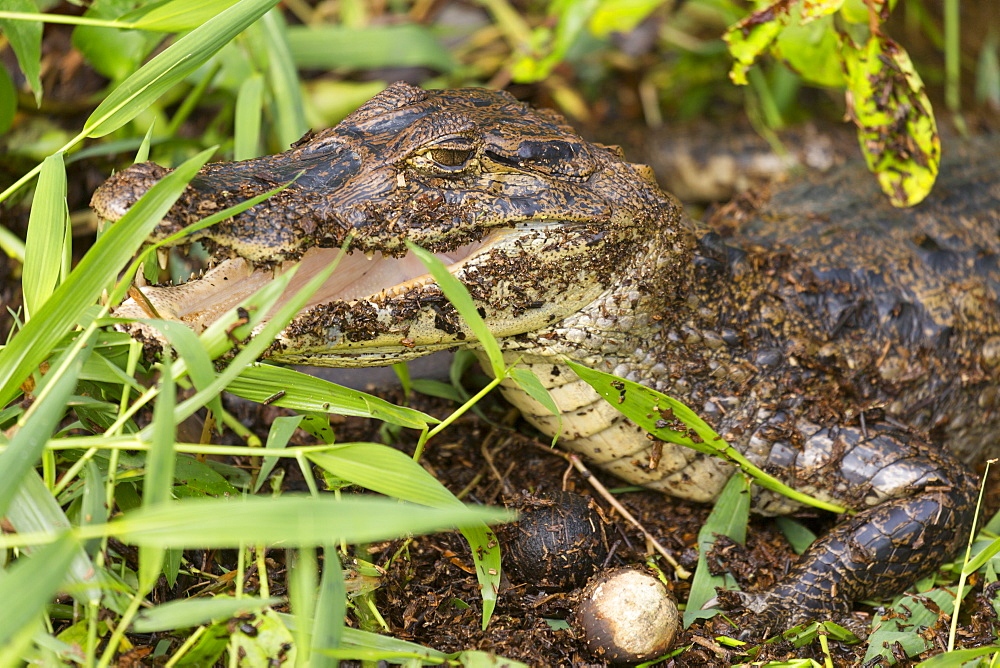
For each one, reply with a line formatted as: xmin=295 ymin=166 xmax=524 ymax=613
xmin=93 ymin=82 xmax=685 ymax=366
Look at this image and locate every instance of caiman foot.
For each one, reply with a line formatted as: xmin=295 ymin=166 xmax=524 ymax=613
xmin=716 ymin=474 xmax=977 ymax=641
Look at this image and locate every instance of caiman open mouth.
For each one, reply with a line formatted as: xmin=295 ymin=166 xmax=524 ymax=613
xmin=115 ymin=225 xmax=534 ymax=333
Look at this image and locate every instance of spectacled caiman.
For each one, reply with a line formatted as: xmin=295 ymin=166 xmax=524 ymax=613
xmin=92 ymin=81 xmax=1000 ymax=635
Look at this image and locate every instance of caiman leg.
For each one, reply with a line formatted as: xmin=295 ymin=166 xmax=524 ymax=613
xmin=729 ymin=417 xmax=977 ymax=634
xmin=493 ymin=360 xmax=978 ymax=631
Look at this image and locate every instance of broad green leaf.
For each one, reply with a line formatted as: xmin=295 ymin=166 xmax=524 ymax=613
xmin=0 ymin=0 xmax=42 ymax=104
xmin=226 ymin=364 xmax=438 ymax=430
xmin=96 ymin=495 xmax=513 ymax=547
xmin=22 ymin=152 xmax=68 ymax=320
xmin=132 ymin=595 xmax=282 ymax=632
xmin=775 ymin=516 xmax=816 ymax=555
xmin=684 ymin=473 xmax=750 ymax=626
xmin=231 ymin=608 xmax=297 ymax=664
xmin=724 ymin=1 xmax=790 ymax=85
xmin=844 ymin=35 xmax=940 ymax=206
xmin=84 ymin=0 xmax=279 ymax=137
xmin=865 ymin=588 xmax=958 ymax=663
xmin=0 ymin=534 xmax=80 ymax=651
xmin=285 ymin=24 xmax=455 ymax=73
xmin=407 ymin=242 xmax=505 ymax=379
xmin=0 ymin=148 xmax=212 ymax=408
xmin=800 ymin=0 xmax=843 ymax=19
xmin=773 ymin=12 xmax=845 ymax=87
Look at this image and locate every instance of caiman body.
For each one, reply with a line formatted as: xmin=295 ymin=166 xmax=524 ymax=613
xmin=93 ymin=82 xmax=1000 ymax=632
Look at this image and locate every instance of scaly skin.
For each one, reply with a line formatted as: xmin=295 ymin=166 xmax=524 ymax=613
xmin=92 ymin=82 xmax=1000 ymax=634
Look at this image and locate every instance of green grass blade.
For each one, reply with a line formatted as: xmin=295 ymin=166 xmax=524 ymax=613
xmin=255 ymin=415 xmax=303 ymax=493
xmin=312 ymin=544 xmax=345 ymax=663
xmin=0 ymin=341 xmax=88 ymax=518
xmin=22 ymin=152 xmax=67 ymax=320
xmin=308 ymin=445 xmax=467 ymax=509
xmin=285 ymin=24 xmax=455 ymax=73
xmin=259 ymin=10 xmax=307 ymax=149
xmin=406 ymin=242 xmax=505 ymax=378
xmin=234 ymin=73 xmax=264 ymax=160
xmin=226 ymin=364 xmax=438 ymax=430
xmin=132 ymin=595 xmax=282 ymax=632
xmin=139 ymin=351 xmax=176 ymax=591
xmin=0 ymin=148 xmax=212 ymax=408
xmin=305 ymin=445 xmax=504 ymax=629
xmin=0 ymin=534 xmax=80 ymax=651
xmin=84 ymin=0 xmax=280 ymax=138
xmin=128 ymin=0 xmax=242 ymax=32
xmin=96 ymin=496 xmax=513 ymax=548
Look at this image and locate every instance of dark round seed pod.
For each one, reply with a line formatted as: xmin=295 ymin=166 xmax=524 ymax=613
xmin=573 ymin=567 xmax=680 ymax=664
xmin=499 ymin=491 xmax=608 ymax=590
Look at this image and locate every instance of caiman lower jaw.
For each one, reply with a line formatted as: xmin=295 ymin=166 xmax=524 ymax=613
xmin=114 ymin=227 xmax=524 ymax=334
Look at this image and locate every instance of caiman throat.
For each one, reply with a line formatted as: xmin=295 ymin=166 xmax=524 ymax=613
xmin=93 ymin=81 xmax=1000 ymax=634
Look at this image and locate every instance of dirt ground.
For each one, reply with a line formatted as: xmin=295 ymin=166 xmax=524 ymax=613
xmin=217 ymin=384 xmax=1000 ymax=667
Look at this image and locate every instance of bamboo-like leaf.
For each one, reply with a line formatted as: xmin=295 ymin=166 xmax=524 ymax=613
xmin=406 ymin=242 xmax=505 ymax=379
xmin=96 ymin=496 xmax=512 ymax=548
xmin=308 ymin=445 xmax=466 ymax=509
xmin=0 ymin=0 xmax=42 ymax=104
xmin=312 ymin=544 xmax=345 ymax=662
xmin=84 ymin=0 xmax=279 ymax=138
xmin=258 ymin=10 xmax=307 ymax=149
xmin=234 ymin=73 xmax=264 ymax=160
xmin=565 ymin=359 xmax=848 ymax=514
xmin=684 ymin=473 xmax=749 ymax=626
xmin=127 ymin=0 xmax=242 ymax=32
xmin=138 ymin=350 xmax=176 ymax=590
xmin=0 ymin=149 xmax=212 ymax=408
xmin=0 ymin=534 xmax=80 ymax=651
xmin=0 ymin=341 xmax=89 ymax=518
xmin=22 ymin=152 xmax=68 ymax=320
xmin=285 ymin=24 xmax=455 ymax=73
xmin=132 ymin=595 xmax=282 ymax=632
xmin=227 ymin=364 xmax=438 ymax=430
xmin=255 ymin=415 xmax=303 ymax=493
xmin=307 ymin=445 xmax=504 ymax=630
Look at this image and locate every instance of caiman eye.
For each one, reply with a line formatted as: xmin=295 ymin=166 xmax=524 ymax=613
xmin=411 ymin=137 xmax=476 ymax=173
xmin=428 ymin=147 xmax=473 ymax=167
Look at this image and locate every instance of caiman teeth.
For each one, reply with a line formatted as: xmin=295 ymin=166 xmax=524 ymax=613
xmin=365 ymin=251 xmax=376 ymax=261
xmin=157 ymin=247 xmax=170 ymax=270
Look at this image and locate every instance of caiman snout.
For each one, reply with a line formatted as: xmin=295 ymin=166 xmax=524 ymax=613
xmin=91 ymin=162 xmax=170 ymax=221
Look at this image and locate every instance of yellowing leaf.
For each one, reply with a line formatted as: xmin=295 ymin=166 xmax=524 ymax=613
xmin=844 ymin=35 xmax=940 ymax=206
xmin=724 ymin=0 xmax=795 ymax=85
